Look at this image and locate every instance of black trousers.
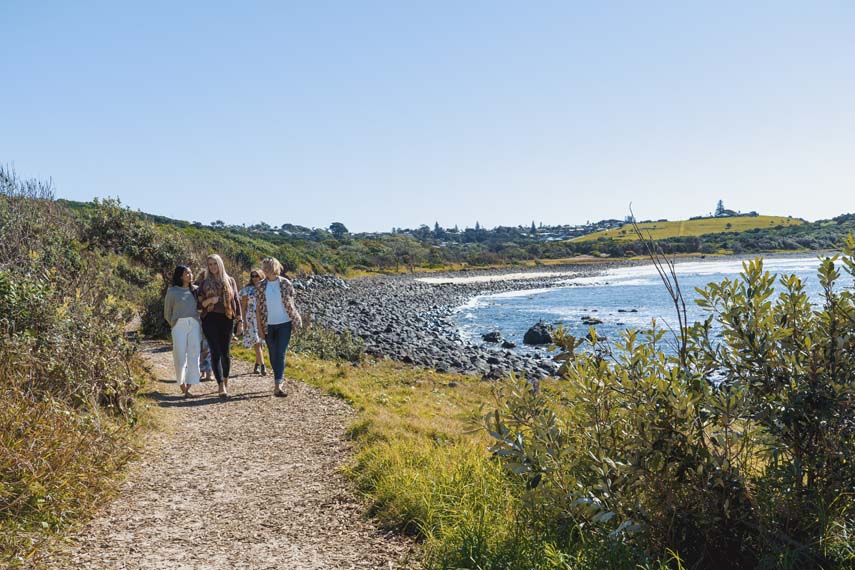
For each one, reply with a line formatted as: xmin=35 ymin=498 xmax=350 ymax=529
xmin=201 ymin=313 xmax=233 ymax=383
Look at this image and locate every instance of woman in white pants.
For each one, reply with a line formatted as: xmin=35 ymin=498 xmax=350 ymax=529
xmin=164 ymin=265 xmax=202 ymax=397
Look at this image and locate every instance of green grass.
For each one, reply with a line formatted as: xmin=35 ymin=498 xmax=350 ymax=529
xmin=573 ymin=216 xmax=803 ymax=243
xmin=232 ymin=346 xmax=664 ymax=569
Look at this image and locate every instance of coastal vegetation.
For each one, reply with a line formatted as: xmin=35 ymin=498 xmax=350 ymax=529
xmin=232 ymin=251 xmax=855 ymax=569
xmin=0 ymin=170 xmax=142 ymax=565
xmin=3 ymin=173 xmax=853 ymax=568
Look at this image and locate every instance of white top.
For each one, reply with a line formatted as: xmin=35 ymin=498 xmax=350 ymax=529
xmin=265 ymin=279 xmax=290 ymax=325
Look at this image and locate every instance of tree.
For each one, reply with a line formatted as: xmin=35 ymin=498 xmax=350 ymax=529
xmin=433 ymin=221 xmax=445 ymax=238
xmin=716 ymin=200 xmax=725 ymax=217
xmin=531 ymin=221 xmax=537 ymax=234
xmin=329 ymin=222 xmax=349 ymax=239
xmin=475 ymin=221 xmax=481 ymax=231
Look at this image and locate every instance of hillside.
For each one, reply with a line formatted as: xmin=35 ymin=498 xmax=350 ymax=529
xmin=59 ymin=199 xmax=855 ymax=277
xmin=573 ymin=215 xmax=803 ymax=243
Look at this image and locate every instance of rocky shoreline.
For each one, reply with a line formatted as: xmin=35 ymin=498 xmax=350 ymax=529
xmin=291 ymin=263 xmax=622 ymax=380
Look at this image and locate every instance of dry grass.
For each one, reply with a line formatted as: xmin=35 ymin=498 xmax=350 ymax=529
xmin=0 ymin=357 xmax=153 ymax=568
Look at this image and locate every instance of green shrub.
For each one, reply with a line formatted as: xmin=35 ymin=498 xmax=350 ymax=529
xmin=0 ymin=169 xmax=141 ymax=564
xmin=486 ymin=246 xmax=855 ymax=569
xmin=289 ymin=324 xmax=365 ymax=363
xmin=140 ymin=279 xmax=170 ymax=339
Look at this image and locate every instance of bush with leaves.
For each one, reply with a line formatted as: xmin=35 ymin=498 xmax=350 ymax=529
xmin=486 ymin=242 xmax=855 ymax=569
xmin=289 ymin=322 xmax=365 ymax=364
xmin=0 ymin=168 xmax=140 ymax=564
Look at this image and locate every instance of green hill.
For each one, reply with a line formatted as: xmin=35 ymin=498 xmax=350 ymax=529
xmin=573 ymin=215 xmax=803 ymax=243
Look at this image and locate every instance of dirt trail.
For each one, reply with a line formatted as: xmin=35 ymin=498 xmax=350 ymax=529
xmin=52 ymin=343 xmax=418 ymax=569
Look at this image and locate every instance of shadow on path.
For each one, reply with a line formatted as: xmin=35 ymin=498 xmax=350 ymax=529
xmin=142 ymin=389 xmax=274 ymax=408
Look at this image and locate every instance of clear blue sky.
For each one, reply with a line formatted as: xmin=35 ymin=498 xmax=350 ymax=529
xmin=2 ymin=1 xmax=853 ymax=232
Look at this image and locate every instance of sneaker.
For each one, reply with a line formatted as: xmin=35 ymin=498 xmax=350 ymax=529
xmin=274 ymin=387 xmax=287 ymax=397
xmin=253 ymin=363 xmax=260 ymax=375
xmin=260 ymin=364 xmax=267 ymax=376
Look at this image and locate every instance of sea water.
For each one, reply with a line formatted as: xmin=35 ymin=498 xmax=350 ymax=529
xmin=454 ymin=255 xmax=852 ymax=352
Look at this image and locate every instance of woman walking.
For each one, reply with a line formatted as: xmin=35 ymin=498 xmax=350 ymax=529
xmin=256 ymin=257 xmax=302 ymax=397
xmin=240 ymin=268 xmax=267 ymax=375
xmin=198 ymin=254 xmax=242 ymax=398
xmin=163 ymin=265 xmax=201 ymax=397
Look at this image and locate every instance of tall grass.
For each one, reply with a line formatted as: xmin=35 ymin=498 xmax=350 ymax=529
xmin=235 ymin=344 xmax=665 ymax=569
xmin=0 ymin=169 xmax=144 ymax=565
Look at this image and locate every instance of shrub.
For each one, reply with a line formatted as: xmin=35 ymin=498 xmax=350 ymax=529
xmin=486 ymin=245 xmax=855 ymax=569
xmin=0 ymin=168 xmax=141 ymax=564
xmin=289 ymin=323 xmax=365 ymax=364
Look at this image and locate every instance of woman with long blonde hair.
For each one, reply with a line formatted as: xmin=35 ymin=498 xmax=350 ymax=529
xmin=256 ymin=257 xmax=302 ymax=397
xmin=197 ymin=254 xmax=242 ymax=398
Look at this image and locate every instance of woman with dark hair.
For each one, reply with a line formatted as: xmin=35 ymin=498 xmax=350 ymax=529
xmin=163 ymin=265 xmax=201 ymax=397
xmin=197 ymin=254 xmax=241 ymax=398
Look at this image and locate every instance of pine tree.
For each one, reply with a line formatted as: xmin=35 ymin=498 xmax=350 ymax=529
xmin=475 ymin=221 xmax=481 ymax=231
xmin=716 ymin=200 xmax=725 ymax=217
xmin=530 ymin=221 xmax=537 ymax=234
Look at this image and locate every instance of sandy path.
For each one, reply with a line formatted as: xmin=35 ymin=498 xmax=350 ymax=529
xmin=52 ymin=343 xmax=418 ymax=569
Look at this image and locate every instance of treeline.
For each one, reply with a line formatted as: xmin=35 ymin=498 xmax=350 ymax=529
xmin=64 ymin=201 xmax=855 ymax=274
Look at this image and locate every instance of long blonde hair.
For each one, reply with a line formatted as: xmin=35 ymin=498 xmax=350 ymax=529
xmin=206 ymin=254 xmax=234 ymax=318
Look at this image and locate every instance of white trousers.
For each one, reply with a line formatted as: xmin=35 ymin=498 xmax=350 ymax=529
xmin=171 ymin=317 xmax=201 ymax=385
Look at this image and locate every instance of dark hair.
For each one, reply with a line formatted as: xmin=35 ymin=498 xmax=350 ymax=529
xmin=171 ymin=265 xmax=191 ymax=287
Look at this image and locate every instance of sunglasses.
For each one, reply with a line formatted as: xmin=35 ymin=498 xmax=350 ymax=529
xmin=250 ymin=274 xmax=259 ymax=278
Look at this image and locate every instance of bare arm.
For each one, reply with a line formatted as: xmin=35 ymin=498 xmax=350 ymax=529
xmin=240 ymin=294 xmax=249 ymax=325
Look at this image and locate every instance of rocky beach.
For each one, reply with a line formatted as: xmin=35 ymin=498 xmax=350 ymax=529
xmin=290 ymin=263 xmax=615 ymax=380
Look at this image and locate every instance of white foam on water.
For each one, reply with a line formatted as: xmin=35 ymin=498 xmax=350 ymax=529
xmin=418 ymin=270 xmax=579 ymax=285
xmin=563 ymin=256 xmax=828 ymax=288
xmin=487 ymin=287 xmax=555 ymax=299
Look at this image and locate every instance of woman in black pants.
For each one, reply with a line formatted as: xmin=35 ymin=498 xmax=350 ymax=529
xmin=198 ymin=254 xmax=242 ymax=398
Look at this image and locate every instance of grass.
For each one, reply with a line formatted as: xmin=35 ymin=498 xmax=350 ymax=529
xmin=232 ymin=345 xmax=666 ymax=569
xmin=573 ymin=215 xmax=803 ymax=243
xmin=0 ymin=356 xmax=155 ymax=568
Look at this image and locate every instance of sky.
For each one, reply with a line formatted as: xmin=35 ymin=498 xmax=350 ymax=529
xmin=1 ymin=1 xmax=853 ymax=232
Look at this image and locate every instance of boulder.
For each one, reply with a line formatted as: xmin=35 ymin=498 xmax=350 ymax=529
xmin=523 ymin=322 xmax=553 ymax=345
xmin=482 ymin=366 xmax=505 ymax=381
xmin=481 ymin=331 xmax=502 ymax=343
xmin=501 ymin=340 xmax=517 ymax=349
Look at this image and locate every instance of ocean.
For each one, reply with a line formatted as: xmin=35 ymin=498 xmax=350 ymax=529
xmin=453 ymin=255 xmax=852 ymax=352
